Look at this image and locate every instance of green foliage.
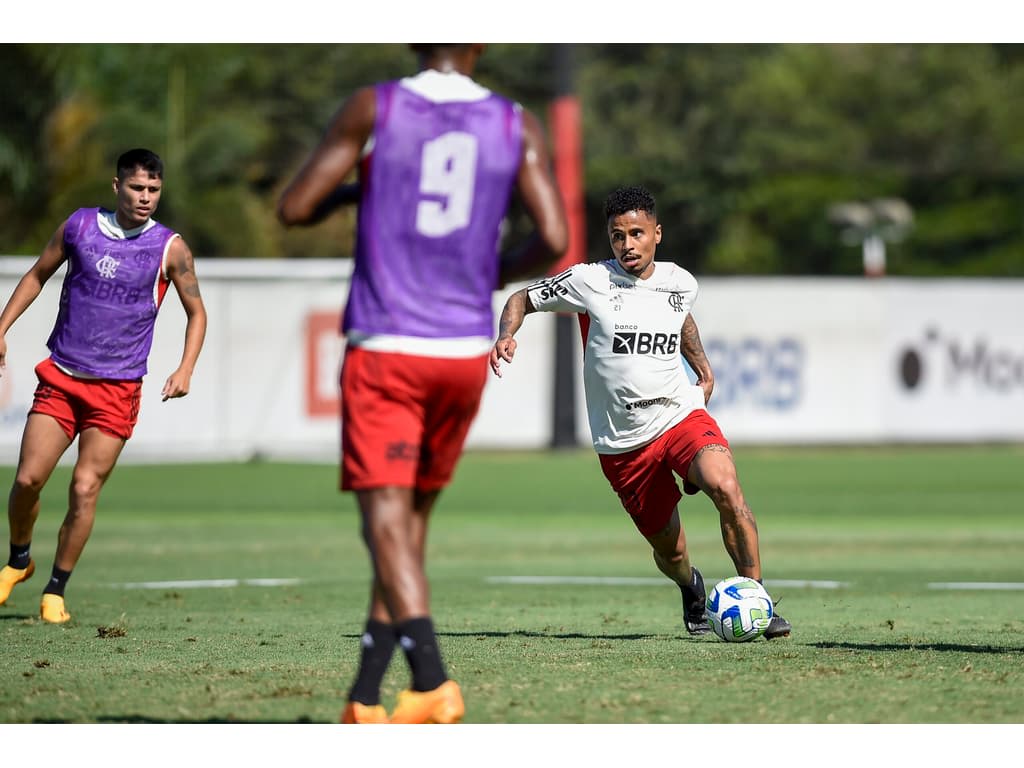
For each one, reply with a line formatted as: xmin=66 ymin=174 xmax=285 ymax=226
xmin=2 ymin=43 xmax=1023 ymax=274
xmin=1 ymin=447 xmax=1023 ymax=724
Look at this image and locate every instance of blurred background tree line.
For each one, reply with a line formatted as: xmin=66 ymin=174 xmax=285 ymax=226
xmin=2 ymin=43 xmax=1023 ymax=276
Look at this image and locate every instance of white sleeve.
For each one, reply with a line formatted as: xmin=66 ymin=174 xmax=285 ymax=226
xmin=525 ymin=265 xmax=590 ymax=314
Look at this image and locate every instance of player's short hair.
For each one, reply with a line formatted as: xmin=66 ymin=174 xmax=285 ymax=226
xmin=410 ymin=44 xmax=472 ymax=55
xmin=117 ymin=148 xmax=163 ymax=179
xmin=604 ymin=185 xmax=657 ymax=221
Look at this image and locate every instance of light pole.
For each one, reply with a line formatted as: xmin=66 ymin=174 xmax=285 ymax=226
xmin=828 ymin=198 xmax=913 ymax=277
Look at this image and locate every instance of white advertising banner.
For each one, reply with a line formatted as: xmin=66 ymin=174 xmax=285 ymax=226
xmin=692 ymin=278 xmax=889 ymax=443
xmin=0 ymin=258 xmax=1020 ymax=464
xmin=691 ymin=277 xmax=1024 ymax=444
xmin=883 ymin=280 xmax=1024 ymax=441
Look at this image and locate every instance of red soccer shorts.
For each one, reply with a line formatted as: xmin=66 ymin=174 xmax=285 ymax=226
xmin=598 ymin=408 xmax=731 ymax=537
xmin=340 ymin=346 xmax=488 ymax=492
xmin=30 ymin=357 xmax=142 ymax=441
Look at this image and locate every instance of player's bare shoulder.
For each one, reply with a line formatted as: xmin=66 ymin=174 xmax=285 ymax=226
xmin=166 ymin=237 xmax=202 ymax=298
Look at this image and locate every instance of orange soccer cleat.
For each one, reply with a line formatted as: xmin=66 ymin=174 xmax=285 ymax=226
xmin=340 ymin=701 xmax=389 ymax=724
xmin=0 ymin=560 xmax=35 ymax=605
xmin=40 ymin=594 xmax=71 ymax=624
xmin=389 ymin=680 xmax=465 ymax=724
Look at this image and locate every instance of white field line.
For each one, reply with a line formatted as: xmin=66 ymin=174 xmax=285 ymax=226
xmin=487 ymin=576 xmax=665 ymax=586
xmin=107 ymin=577 xmax=1024 ymax=591
xmin=764 ymin=579 xmax=848 ymax=589
xmin=110 ymin=578 xmax=302 ymax=590
xmin=485 ymin=576 xmax=849 ymax=589
xmin=928 ymin=582 xmax=1024 ymax=591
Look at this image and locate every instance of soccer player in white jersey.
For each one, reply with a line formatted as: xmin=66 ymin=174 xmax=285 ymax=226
xmin=491 ymin=185 xmax=791 ymax=640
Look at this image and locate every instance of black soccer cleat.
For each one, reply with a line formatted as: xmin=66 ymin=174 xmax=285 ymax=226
xmin=682 ymin=566 xmax=711 ymax=636
xmin=764 ymin=597 xmax=792 ymax=639
xmin=685 ymin=617 xmax=712 ymax=636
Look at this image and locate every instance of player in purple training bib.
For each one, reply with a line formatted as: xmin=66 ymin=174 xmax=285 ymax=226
xmin=0 ymin=148 xmax=207 ymax=624
xmin=279 ymin=44 xmax=568 ymax=724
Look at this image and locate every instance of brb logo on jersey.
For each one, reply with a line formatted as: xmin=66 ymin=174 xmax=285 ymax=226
xmin=613 ymin=330 xmax=679 ymax=355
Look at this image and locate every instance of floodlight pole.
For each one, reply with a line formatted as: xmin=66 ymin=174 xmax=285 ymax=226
xmin=862 ymin=233 xmax=886 ymax=278
xmin=828 ymin=198 xmax=913 ymax=279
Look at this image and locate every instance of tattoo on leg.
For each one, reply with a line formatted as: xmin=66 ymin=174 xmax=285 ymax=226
xmin=693 ymin=443 xmax=730 ymax=462
xmin=733 ymin=504 xmax=758 ymax=567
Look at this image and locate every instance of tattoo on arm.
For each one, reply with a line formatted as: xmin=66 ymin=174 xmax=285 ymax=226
xmin=171 ymin=241 xmax=202 ymax=299
xmin=498 ymin=290 xmax=531 ymax=339
xmin=681 ymin=314 xmax=710 ymax=375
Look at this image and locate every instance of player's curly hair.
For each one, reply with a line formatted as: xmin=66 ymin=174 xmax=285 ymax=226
xmin=604 ymin=185 xmax=656 ymax=221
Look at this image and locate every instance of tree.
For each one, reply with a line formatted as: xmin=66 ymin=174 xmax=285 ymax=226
xmin=2 ymin=43 xmax=1023 ymax=275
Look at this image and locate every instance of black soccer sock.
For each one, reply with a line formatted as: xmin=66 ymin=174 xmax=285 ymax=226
xmin=43 ymin=566 xmax=71 ymax=597
xmin=8 ymin=542 xmax=31 ymax=570
xmin=680 ymin=565 xmax=703 ymax=602
xmin=397 ymin=617 xmax=448 ymax=693
xmin=347 ymin=619 xmax=398 ymax=706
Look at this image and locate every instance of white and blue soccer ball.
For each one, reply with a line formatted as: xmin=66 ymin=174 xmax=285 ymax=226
xmin=706 ymin=576 xmax=774 ymax=642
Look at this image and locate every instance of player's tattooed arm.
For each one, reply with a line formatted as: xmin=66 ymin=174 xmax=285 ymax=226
xmin=682 ymin=314 xmax=714 ymax=403
xmin=168 ymin=238 xmax=202 ymax=299
xmin=490 ymin=289 xmax=536 ymax=377
xmin=497 ymin=289 xmax=535 ymax=340
xmin=162 ymin=237 xmax=207 ymax=401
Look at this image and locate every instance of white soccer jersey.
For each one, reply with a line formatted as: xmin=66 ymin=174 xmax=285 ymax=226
xmin=527 ymin=259 xmax=708 ymax=454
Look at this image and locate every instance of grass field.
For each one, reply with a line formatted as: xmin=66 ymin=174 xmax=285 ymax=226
xmin=1 ymin=445 xmax=1022 ymax=736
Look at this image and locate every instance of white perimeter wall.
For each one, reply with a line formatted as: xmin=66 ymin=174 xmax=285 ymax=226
xmin=0 ymin=258 xmax=1021 ymax=463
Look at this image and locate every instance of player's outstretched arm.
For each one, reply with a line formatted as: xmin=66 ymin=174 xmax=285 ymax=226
xmin=499 ymin=109 xmax=569 ymax=286
xmin=0 ymin=220 xmax=68 ymax=373
xmin=277 ymin=87 xmax=376 ymax=227
xmin=490 ymin=288 xmax=536 ymax=377
xmin=162 ymin=237 xmax=207 ymax=401
xmin=682 ymin=314 xmax=715 ymax=404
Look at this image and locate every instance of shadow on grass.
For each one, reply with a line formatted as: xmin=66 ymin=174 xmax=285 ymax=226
xmin=89 ymin=716 xmax=318 ymax=724
xmin=0 ymin=613 xmax=35 ymax=621
xmin=344 ymin=630 xmax=676 ymax=641
xmin=458 ymin=630 xmax=663 ymax=641
xmin=812 ymin=641 xmax=1024 ymax=654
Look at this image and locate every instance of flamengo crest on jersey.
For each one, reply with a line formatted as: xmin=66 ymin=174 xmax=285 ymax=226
xmin=46 ymin=207 xmax=176 ymax=379
xmin=527 ymin=260 xmax=708 ymax=454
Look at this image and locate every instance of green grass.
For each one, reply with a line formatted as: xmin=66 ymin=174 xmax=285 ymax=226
xmin=1 ymin=446 xmax=1023 ymax=724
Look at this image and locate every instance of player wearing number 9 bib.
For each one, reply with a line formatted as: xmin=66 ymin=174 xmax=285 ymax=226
xmin=278 ymin=44 xmax=568 ymax=724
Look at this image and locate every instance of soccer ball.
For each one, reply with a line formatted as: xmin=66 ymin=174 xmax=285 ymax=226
xmin=706 ymin=576 xmax=774 ymax=642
